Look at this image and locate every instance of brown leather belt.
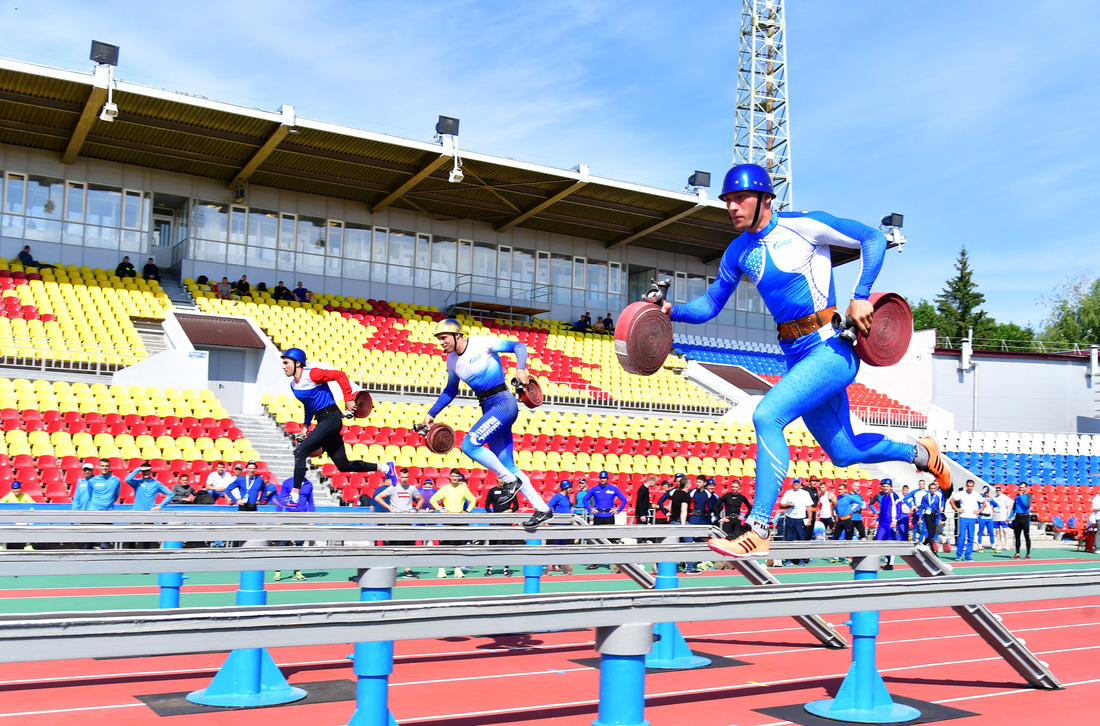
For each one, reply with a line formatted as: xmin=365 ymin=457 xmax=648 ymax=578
xmin=777 ymin=306 xmax=837 ymax=341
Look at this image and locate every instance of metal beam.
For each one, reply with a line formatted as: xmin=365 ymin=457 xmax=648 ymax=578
xmin=225 ymin=104 xmax=295 ymax=190
xmin=370 ymin=142 xmax=454 ymax=213
xmin=496 ymin=166 xmax=589 ymax=232
xmin=0 ymin=541 xmax=919 ymax=577
xmin=2 ymin=569 xmax=1097 ymax=664
xmin=61 ymin=64 xmax=110 ymax=165
xmin=606 ymin=200 xmax=705 ymax=250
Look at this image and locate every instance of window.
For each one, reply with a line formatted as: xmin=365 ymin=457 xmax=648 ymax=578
xmin=122 ymin=190 xmax=143 ymax=229
xmin=193 ymin=202 xmax=229 ymax=241
xmin=279 ymin=213 xmax=296 ymax=250
xmin=65 ymin=182 xmax=85 ymax=222
xmin=536 ymin=251 xmax=549 ymax=284
xmin=345 ymin=222 xmax=370 ymax=260
xmin=473 ymin=242 xmax=498 ymax=297
xmin=686 ymin=273 xmax=707 ymax=302
xmin=247 ymin=245 xmax=276 ymax=269
xmin=326 ymin=221 xmax=343 ymax=256
xmin=415 ymin=234 xmax=430 ymax=288
xmin=85 ymin=184 xmax=121 ymax=227
xmin=371 ymin=228 xmax=387 ymax=282
xmin=608 ymin=262 xmax=622 ymax=295
xmin=389 ymin=229 xmax=415 ymax=268
xmin=247 ymin=209 xmax=278 ymax=249
xmin=296 ymin=253 xmax=324 ymax=275
xmin=3 ymin=173 xmax=25 ymax=214
xmin=456 ymin=239 xmax=473 ymax=274
xmin=573 ymin=256 xmax=586 ymax=289
xmin=431 ymin=237 xmax=457 ymax=290
xmin=550 ymin=253 xmax=572 ymax=305
xmin=27 ymin=176 xmax=64 ymax=220
xmin=228 ymin=206 xmax=246 ymax=244
xmin=674 ymin=271 xmax=687 ymax=303
xmin=297 ymin=215 xmax=325 ymax=253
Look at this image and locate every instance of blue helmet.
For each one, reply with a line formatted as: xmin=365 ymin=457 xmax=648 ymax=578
xmin=281 ymin=348 xmax=307 ymax=365
xmin=560 ymin=479 xmax=572 ymax=490
xmin=881 ymin=478 xmax=893 ymax=487
xmin=599 ymin=470 xmax=609 ymax=479
xmin=719 ymin=163 xmax=774 ymax=200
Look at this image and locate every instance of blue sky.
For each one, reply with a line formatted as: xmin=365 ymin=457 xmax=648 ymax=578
xmin=1 ymin=0 xmax=1097 ymax=332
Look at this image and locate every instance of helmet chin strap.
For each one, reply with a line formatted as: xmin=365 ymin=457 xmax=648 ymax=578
xmin=749 ymin=192 xmax=764 ymax=231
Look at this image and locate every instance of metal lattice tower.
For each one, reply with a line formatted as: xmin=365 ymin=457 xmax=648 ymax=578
xmin=734 ymin=0 xmax=792 ymax=211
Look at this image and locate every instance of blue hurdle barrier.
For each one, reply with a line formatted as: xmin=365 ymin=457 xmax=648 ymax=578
xmin=645 ymin=555 xmax=710 ymax=669
xmin=593 ymin=623 xmax=652 ymax=726
xmin=348 ymin=567 xmax=400 ymax=726
xmin=187 ymin=566 xmax=307 ymax=708
xmin=804 ymin=555 xmax=921 ymax=723
xmin=157 ymin=540 xmax=184 ymax=608
xmin=524 ymin=537 xmax=542 ymax=594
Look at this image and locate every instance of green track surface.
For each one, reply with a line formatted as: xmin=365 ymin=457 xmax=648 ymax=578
xmin=2 ymin=548 xmax=1098 ymax=615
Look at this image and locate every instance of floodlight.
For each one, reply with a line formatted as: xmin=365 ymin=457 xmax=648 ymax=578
xmin=436 ymin=115 xmax=460 ymax=136
xmin=448 ymin=169 xmax=464 ymax=184
xmin=687 ymin=171 xmax=711 ymax=188
xmin=98 ymin=102 xmax=118 ymax=122
xmin=881 ymin=213 xmax=904 ymax=228
xmin=90 ymin=40 xmax=119 ymax=66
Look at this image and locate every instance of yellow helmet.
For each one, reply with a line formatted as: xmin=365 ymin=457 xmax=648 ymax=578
xmin=434 ymin=318 xmax=462 ymax=337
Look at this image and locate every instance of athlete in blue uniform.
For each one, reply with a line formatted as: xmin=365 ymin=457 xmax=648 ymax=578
xmin=424 ymin=319 xmax=552 ymax=528
xmin=281 ymin=348 xmax=393 ymax=496
xmin=662 ymin=164 xmax=951 ymax=559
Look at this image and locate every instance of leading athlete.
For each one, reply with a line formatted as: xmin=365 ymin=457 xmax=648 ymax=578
xmin=424 ymin=319 xmax=552 ymax=528
xmin=281 ymin=348 xmax=394 ymax=494
xmin=659 ymin=163 xmax=951 ymax=559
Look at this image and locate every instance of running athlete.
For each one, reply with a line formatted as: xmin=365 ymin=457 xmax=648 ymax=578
xmin=281 ymin=348 xmax=394 ymax=494
xmin=424 ymin=319 xmax=552 ymax=528
xmin=658 ymin=163 xmax=951 ymax=559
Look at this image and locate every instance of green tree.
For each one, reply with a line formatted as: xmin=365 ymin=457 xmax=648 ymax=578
xmin=934 ymin=247 xmax=993 ymax=343
xmin=980 ymin=321 xmax=1035 ymax=352
xmin=1039 ymin=274 xmax=1100 ymax=346
xmin=909 ymin=299 xmax=939 ymax=332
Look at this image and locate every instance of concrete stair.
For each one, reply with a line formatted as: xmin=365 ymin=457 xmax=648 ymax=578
xmin=157 ymin=274 xmax=197 ymax=310
xmin=232 ymin=413 xmax=337 ymax=506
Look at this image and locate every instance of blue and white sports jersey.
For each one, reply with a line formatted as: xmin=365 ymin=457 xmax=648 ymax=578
xmin=671 ymin=210 xmax=886 ymax=356
xmin=429 ymin=337 xmax=528 ymax=416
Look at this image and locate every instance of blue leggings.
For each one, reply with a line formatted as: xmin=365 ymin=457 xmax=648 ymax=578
xmin=748 ymin=337 xmax=915 ymax=526
xmin=461 ymin=391 xmax=522 ymax=480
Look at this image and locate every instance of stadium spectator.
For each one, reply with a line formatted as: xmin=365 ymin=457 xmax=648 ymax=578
xmin=1091 ymin=488 xmax=1100 ymax=554
xmin=114 ymin=256 xmax=136 ymax=278
xmin=212 ymin=276 xmax=235 ymax=300
xmin=271 ymin=280 xmax=294 ymax=302
xmin=974 ymin=485 xmax=996 ymax=553
xmin=124 ymin=461 xmax=173 ymax=511
xmin=715 ymin=480 xmax=752 ymax=537
xmin=950 ymin=479 xmax=983 ymax=562
xmin=634 ymin=474 xmax=655 ymax=524
xmin=684 ymin=475 xmax=713 ymax=573
xmin=601 ymin=313 xmax=614 ymax=332
xmin=924 ymin=481 xmax=948 ymax=549
xmin=272 ymin=475 xmax=315 ymax=582
xmin=547 ymin=480 xmax=576 ymax=575
xmin=72 ymin=459 xmax=121 ymax=512
xmin=375 ymin=468 xmax=426 ymax=577
xmin=572 ymin=312 xmax=592 ymax=332
xmin=293 ymin=281 xmax=312 ymax=303
xmin=779 ymin=478 xmax=814 ymax=565
xmin=234 ymin=274 xmax=251 ymax=296
xmin=0 ymin=481 xmax=35 ymax=550
xmin=585 ymin=471 xmax=627 ymax=526
xmin=832 ymin=482 xmax=865 ymax=542
xmin=430 ymin=470 xmax=477 ymax=578
xmin=18 ymin=245 xmax=54 ymax=269
xmin=417 ymin=478 xmax=437 ymax=510
xmin=803 ymin=476 xmax=821 ymax=530
xmin=205 ymin=461 xmax=235 ymax=501
xmin=904 ymin=479 xmax=929 ymax=543
xmin=1012 ymin=482 xmax=1033 ymax=559
xmin=143 ymin=257 xmax=160 ymax=281
xmin=574 ymin=477 xmax=591 ymax=513
xmin=592 ymin=316 xmax=606 ymax=334
xmin=652 ymin=480 xmax=671 ymax=524
xmin=991 ymin=484 xmax=1012 ymax=553
xmin=169 ymin=472 xmax=198 ymax=504
xmin=657 ymin=477 xmax=689 ymax=526
xmin=816 ymin=480 xmax=836 ymax=537
xmin=869 ymin=479 xmax=903 ymax=569
xmin=225 ymin=460 xmax=275 ymax=511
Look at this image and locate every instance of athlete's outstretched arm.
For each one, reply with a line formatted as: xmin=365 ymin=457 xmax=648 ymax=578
xmin=491 ymin=340 xmax=529 ymax=384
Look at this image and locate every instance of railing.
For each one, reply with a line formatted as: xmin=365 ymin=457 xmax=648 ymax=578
xmin=0 ymin=338 xmax=145 ymax=374
xmin=443 ymin=273 xmax=554 ymax=319
xmin=851 ymin=404 xmax=928 ymax=430
xmin=353 ymin=369 xmax=731 ymax=416
xmin=937 ymin=336 xmax=1092 ymax=354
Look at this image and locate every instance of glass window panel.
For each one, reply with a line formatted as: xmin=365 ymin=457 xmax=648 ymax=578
xmin=63 ymin=221 xmax=84 ymax=246
xmin=431 ymin=268 xmax=454 ymax=290
xmin=536 ymin=251 xmax=549 ymax=284
xmin=389 ymin=264 xmax=413 ymax=287
xmin=345 ymin=259 xmax=371 ymax=281
xmin=472 ymin=242 xmax=495 ymax=278
xmin=512 ymin=248 xmax=534 ymax=283
xmin=226 ymin=243 xmax=245 ymax=266
xmin=686 ymin=273 xmax=707 ymax=301
xmin=573 ymin=257 xmax=586 ymax=289
xmin=3 ymin=173 xmax=25 ymax=214
xmin=296 ymin=253 xmax=324 ymax=275
xmin=432 ymin=237 xmax=457 ymax=289
xmin=550 ymin=253 xmax=571 ymax=304
xmin=326 ymin=221 xmax=343 ymax=257
xmin=325 ymin=255 xmax=342 ymax=277
xmin=192 ymin=239 xmax=226 ymax=264
xmin=248 ymin=209 xmax=279 ymax=249
xmin=389 ymin=229 xmax=415 ymax=267
xmin=1 ymin=214 xmax=25 ymax=238
xmin=277 ymin=250 xmax=295 ymax=269
xmin=345 ymin=222 xmax=370 ymax=260
xmin=194 ymin=202 xmax=229 ymax=242
xmin=65 ymin=183 xmax=84 ymax=222
xmin=119 ymin=229 xmax=143 ymax=253
xmin=122 ymin=190 xmax=142 ymax=229
xmin=586 ymin=259 xmax=607 ymax=292
xmin=229 ymin=206 xmax=246 ymax=244
xmin=372 ymin=228 xmax=388 ymax=263
xmin=297 ymin=215 xmax=325 ymax=252
xmin=673 ymin=272 xmax=687 ymax=303
xmin=498 ymin=246 xmax=511 ymax=279
xmin=456 ymin=240 xmax=472 ymax=274
xmin=608 ymin=262 xmax=622 ymax=295
xmin=247 ymin=245 xmax=276 ymax=269
xmin=415 ymin=235 xmax=430 ymax=268
xmin=279 ymin=213 xmax=296 ymax=250
xmin=85 ymin=184 xmax=121 ymax=227
xmin=26 ymin=176 xmax=63 ymax=220
xmin=23 ymin=216 xmax=60 ymax=243
xmin=85 ymin=225 xmax=119 ymax=249
xmin=573 ymin=288 xmax=587 ymax=306
xmin=415 ymin=267 xmax=430 ymax=288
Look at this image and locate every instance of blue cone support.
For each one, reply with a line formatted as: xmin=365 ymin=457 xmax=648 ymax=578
xmin=523 ymin=538 xmax=542 ymax=594
xmin=158 ymin=541 xmax=183 ymax=608
xmin=592 ymin=623 xmax=651 ymax=726
xmin=804 ymin=557 xmax=921 ymax=723
xmin=348 ymin=568 xmax=400 ymax=726
xmin=187 ymin=568 xmax=307 ymax=708
xmin=645 ymin=559 xmax=711 ymax=669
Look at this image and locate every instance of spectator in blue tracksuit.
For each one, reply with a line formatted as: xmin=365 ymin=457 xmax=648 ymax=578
xmin=869 ymin=479 xmax=903 ymax=569
xmin=833 ymin=484 xmax=866 ymax=541
xmin=124 ymin=462 xmax=174 ymax=511
xmin=904 ymin=480 xmax=930 ymax=542
xmin=273 ymin=476 xmax=315 ymax=581
xmin=923 ymin=482 xmax=947 ymax=548
xmin=684 ymin=476 xmax=715 ymax=573
xmin=225 ymin=460 xmax=276 ymax=511
xmin=584 ymin=472 xmax=627 ymax=525
xmin=417 ymin=479 xmax=437 ymax=510
xmin=72 ymin=458 xmax=121 ymax=511
xmin=547 ymin=481 xmax=577 ymax=575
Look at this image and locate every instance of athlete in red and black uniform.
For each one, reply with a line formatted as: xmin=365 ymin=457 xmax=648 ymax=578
xmin=281 ymin=348 xmax=394 ymax=492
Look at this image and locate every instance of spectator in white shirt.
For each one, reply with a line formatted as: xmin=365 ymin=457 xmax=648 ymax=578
xmin=779 ymin=479 xmax=815 ymax=565
xmin=205 ymin=461 xmax=236 ymax=501
xmin=950 ymin=479 xmax=983 ymax=562
xmin=990 ymin=485 xmax=1013 ymax=553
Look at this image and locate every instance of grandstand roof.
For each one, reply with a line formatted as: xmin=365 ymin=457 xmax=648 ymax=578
xmin=0 ymin=56 xmax=883 ymax=266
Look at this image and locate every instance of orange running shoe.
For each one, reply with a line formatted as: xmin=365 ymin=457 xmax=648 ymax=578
xmin=708 ymin=530 xmax=770 ymax=559
xmin=918 ymin=436 xmax=951 ymax=491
